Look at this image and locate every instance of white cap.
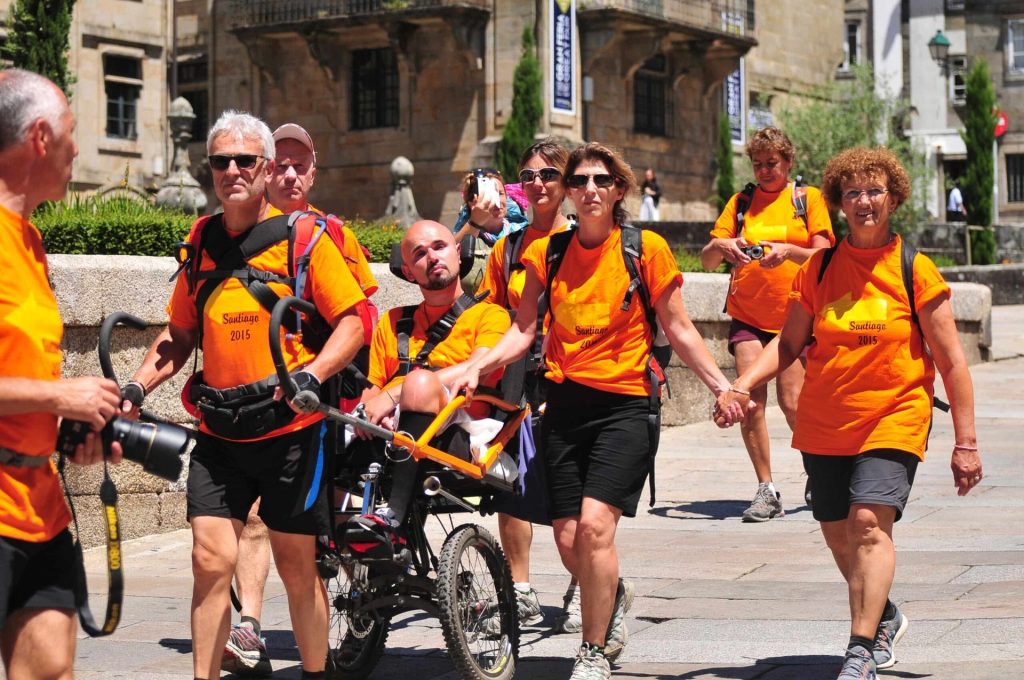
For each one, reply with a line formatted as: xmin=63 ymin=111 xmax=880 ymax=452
xmin=272 ymin=123 xmax=316 ymax=160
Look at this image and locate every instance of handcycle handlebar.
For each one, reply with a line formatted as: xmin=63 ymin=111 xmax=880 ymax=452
xmin=267 ymin=296 xmax=528 ymax=488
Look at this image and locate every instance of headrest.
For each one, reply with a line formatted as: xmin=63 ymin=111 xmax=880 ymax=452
xmin=389 ymin=234 xmax=478 ymax=282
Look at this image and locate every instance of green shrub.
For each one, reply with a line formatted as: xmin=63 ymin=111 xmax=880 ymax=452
xmin=931 ymin=254 xmax=958 ymax=268
xmin=346 ymin=217 xmax=404 ymax=262
xmin=676 ymin=247 xmax=724 ymax=273
xmin=35 ymin=195 xmax=194 ymax=256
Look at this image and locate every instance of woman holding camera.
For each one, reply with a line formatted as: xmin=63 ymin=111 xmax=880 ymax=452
xmin=455 ymin=142 xmax=740 ymax=679
xmin=715 ymin=146 xmax=981 ymax=679
xmin=453 ymin=168 xmax=527 ymax=245
xmin=701 ymin=126 xmax=834 ymax=523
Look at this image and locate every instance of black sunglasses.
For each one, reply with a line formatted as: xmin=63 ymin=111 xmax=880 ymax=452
xmin=519 ymin=167 xmax=562 ymax=183
xmin=208 ymin=154 xmax=266 ymax=171
xmin=566 ymin=173 xmax=617 ymax=189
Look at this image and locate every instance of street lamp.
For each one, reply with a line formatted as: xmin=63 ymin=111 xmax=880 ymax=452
xmin=928 ymin=29 xmax=951 ymax=67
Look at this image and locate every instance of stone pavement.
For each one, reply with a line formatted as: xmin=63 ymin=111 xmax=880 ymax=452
xmin=70 ymin=307 xmax=1024 ymax=680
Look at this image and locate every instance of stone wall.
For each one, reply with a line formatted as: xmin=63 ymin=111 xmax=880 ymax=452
xmin=51 ymin=255 xmax=991 ymax=546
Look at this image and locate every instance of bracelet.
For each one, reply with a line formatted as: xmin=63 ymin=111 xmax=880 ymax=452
xmin=728 ymin=386 xmax=751 ymax=396
xmin=953 ymin=444 xmax=978 ymax=451
xmin=468 ymin=219 xmax=484 ymax=231
xmin=384 ymin=390 xmax=398 ymax=406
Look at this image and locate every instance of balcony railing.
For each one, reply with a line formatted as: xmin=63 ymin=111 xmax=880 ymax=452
xmin=578 ymin=0 xmax=753 ymax=36
xmin=229 ymin=0 xmax=491 ymax=30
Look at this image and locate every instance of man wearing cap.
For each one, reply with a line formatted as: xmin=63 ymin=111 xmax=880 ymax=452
xmin=223 ymin=122 xmax=379 ymax=677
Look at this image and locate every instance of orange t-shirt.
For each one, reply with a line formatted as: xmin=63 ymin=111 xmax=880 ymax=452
xmin=0 ymin=204 xmax=71 ymax=542
xmin=262 ymin=203 xmax=378 ymax=297
xmin=481 ymin=223 xmax=569 ymax=311
xmin=169 ymin=217 xmax=366 ymax=438
xmin=368 ymin=300 xmax=510 ymax=419
xmin=791 ymin=236 xmax=950 ymax=459
xmin=521 ymin=227 xmax=681 ymax=397
xmin=711 ymin=183 xmax=833 ymax=333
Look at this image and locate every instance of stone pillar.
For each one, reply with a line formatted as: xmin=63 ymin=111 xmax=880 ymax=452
xmin=155 ymin=97 xmax=208 ymax=214
xmin=383 ymin=156 xmax=421 ymax=229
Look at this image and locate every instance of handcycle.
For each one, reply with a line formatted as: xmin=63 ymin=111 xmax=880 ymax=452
xmin=269 ymin=295 xmax=529 ymax=680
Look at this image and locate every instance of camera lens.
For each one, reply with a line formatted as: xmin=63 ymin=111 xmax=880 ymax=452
xmin=110 ymin=419 xmax=189 ymax=482
xmin=747 ymin=245 xmax=764 ymax=259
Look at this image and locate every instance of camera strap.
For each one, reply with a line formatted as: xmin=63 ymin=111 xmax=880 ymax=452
xmin=58 ymin=455 xmax=124 ymax=637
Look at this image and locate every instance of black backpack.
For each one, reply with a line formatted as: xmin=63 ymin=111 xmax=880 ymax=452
xmin=544 ymin=224 xmax=670 ymax=505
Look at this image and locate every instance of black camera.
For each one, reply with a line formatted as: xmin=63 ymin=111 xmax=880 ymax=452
xmin=740 ymin=244 xmax=765 ymax=260
xmin=57 ymin=416 xmax=189 ymax=482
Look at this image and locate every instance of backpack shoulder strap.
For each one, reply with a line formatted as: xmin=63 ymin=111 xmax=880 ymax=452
xmin=543 ymin=229 xmax=575 ymax=313
xmin=395 ymin=305 xmax=419 ymax=379
xmin=901 ymin=238 xmax=919 ymax=328
xmin=502 ymin=228 xmax=528 ymax=290
xmin=792 ymin=177 xmax=808 ymax=226
xmin=816 ymin=245 xmax=839 ymax=285
xmin=735 ymin=182 xmax=757 ymax=232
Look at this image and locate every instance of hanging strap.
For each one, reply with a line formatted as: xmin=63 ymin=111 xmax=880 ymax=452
xmin=60 ymin=455 xmax=123 ymax=637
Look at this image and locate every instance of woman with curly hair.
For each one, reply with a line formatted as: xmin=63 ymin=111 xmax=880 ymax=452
xmin=702 ymin=126 xmax=834 ymax=522
xmin=715 ymin=147 xmax=982 ymax=679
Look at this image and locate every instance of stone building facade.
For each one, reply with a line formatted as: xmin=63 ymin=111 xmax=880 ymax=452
xmin=847 ymin=0 xmax=1024 ymax=223
xmin=186 ymin=1 xmax=759 ymax=223
xmin=0 ymin=0 xmax=173 ymax=193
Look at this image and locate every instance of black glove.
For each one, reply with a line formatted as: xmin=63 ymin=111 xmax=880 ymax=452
xmin=290 ymin=370 xmax=322 ymax=414
xmin=292 ymin=370 xmax=321 ymax=396
xmin=121 ymin=381 xmax=146 ymax=409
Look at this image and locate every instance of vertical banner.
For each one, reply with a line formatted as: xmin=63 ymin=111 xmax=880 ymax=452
xmin=551 ymin=0 xmax=575 ymax=115
xmin=724 ymin=62 xmax=745 ymax=145
xmin=722 ymin=11 xmax=745 ymax=145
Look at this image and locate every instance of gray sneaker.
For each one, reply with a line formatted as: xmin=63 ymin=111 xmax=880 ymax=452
xmin=481 ymin=586 xmax=543 ymax=636
xmin=570 ymin=643 xmax=611 ymax=680
xmin=603 ymin=578 xmax=635 ymax=662
xmin=873 ymin=607 xmax=909 ymax=669
xmin=742 ymin=483 xmax=784 ymax=522
xmin=554 ymin=583 xmax=582 ymax=633
xmin=837 ymin=645 xmax=877 ymax=680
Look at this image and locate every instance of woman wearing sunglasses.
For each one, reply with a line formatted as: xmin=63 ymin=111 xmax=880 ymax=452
xmin=454 ymin=142 xmax=739 ymax=680
xmin=715 ymin=147 xmax=981 ymax=680
xmin=476 ymin=139 xmax=579 ymax=637
xmin=702 ymin=126 xmax=834 ymax=523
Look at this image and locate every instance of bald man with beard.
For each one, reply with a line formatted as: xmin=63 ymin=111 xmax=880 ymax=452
xmin=342 ymin=221 xmax=511 ymax=550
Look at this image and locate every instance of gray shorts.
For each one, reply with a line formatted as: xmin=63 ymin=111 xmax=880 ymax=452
xmin=802 ymin=449 xmax=919 ymax=522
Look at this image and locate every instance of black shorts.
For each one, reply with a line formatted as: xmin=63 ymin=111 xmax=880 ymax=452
xmin=0 ymin=529 xmax=76 ymax=630
xmin=542 ymin=379 xmax=651 ymax=519
xmin=187 ymin=422 xmax=331 ymax=535
xmin=802 ymin=449 xmax=919 ymax=523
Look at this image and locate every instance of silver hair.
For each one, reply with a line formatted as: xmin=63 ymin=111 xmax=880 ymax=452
xmin=0 ymin=69 xmax=67 ymax=153
xmin=206 ymin=110 xmax=274 ymax=159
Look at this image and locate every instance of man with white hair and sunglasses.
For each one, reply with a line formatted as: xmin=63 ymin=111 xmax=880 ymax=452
xmin=123 ymin=110 xmax=370 ymax=680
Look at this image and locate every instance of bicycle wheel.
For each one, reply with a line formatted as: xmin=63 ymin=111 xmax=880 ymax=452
xmin=436 ymin=524 xmax=517 ymax=680
xmin=324 ymin=567 xmax=389 ymax=680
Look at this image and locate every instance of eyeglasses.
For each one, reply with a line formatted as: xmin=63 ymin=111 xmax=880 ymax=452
xmin=842 ymin=188 xmax=888 ymax=202
xmin=519 ymin=167 xmax=562 ymax=183
xmin=566 ymin=173 xmax=617 ymax=189
xmin=208 ymin=154 xmax=266 ymax=171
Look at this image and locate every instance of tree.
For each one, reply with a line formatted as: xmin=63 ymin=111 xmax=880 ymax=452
xmin=496 ymin=27 xmax=542 ymax=180
xmin=715 ymin=113 xmax=735 ymax=210
xmin=777 ymin=64 xmax=931 ymax=236
xmin=960 ymin=58 xmax=997 ymax=264
xmin=0 ymin=0 xmax=76 ymax=99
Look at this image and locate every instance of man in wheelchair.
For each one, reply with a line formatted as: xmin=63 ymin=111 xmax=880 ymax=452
xmin=341 ymin=220 xmax=512 ymax=556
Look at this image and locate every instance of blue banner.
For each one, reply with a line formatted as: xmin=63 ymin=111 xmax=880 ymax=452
xmin=551 ymin=0 xmax=575 ymax=114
